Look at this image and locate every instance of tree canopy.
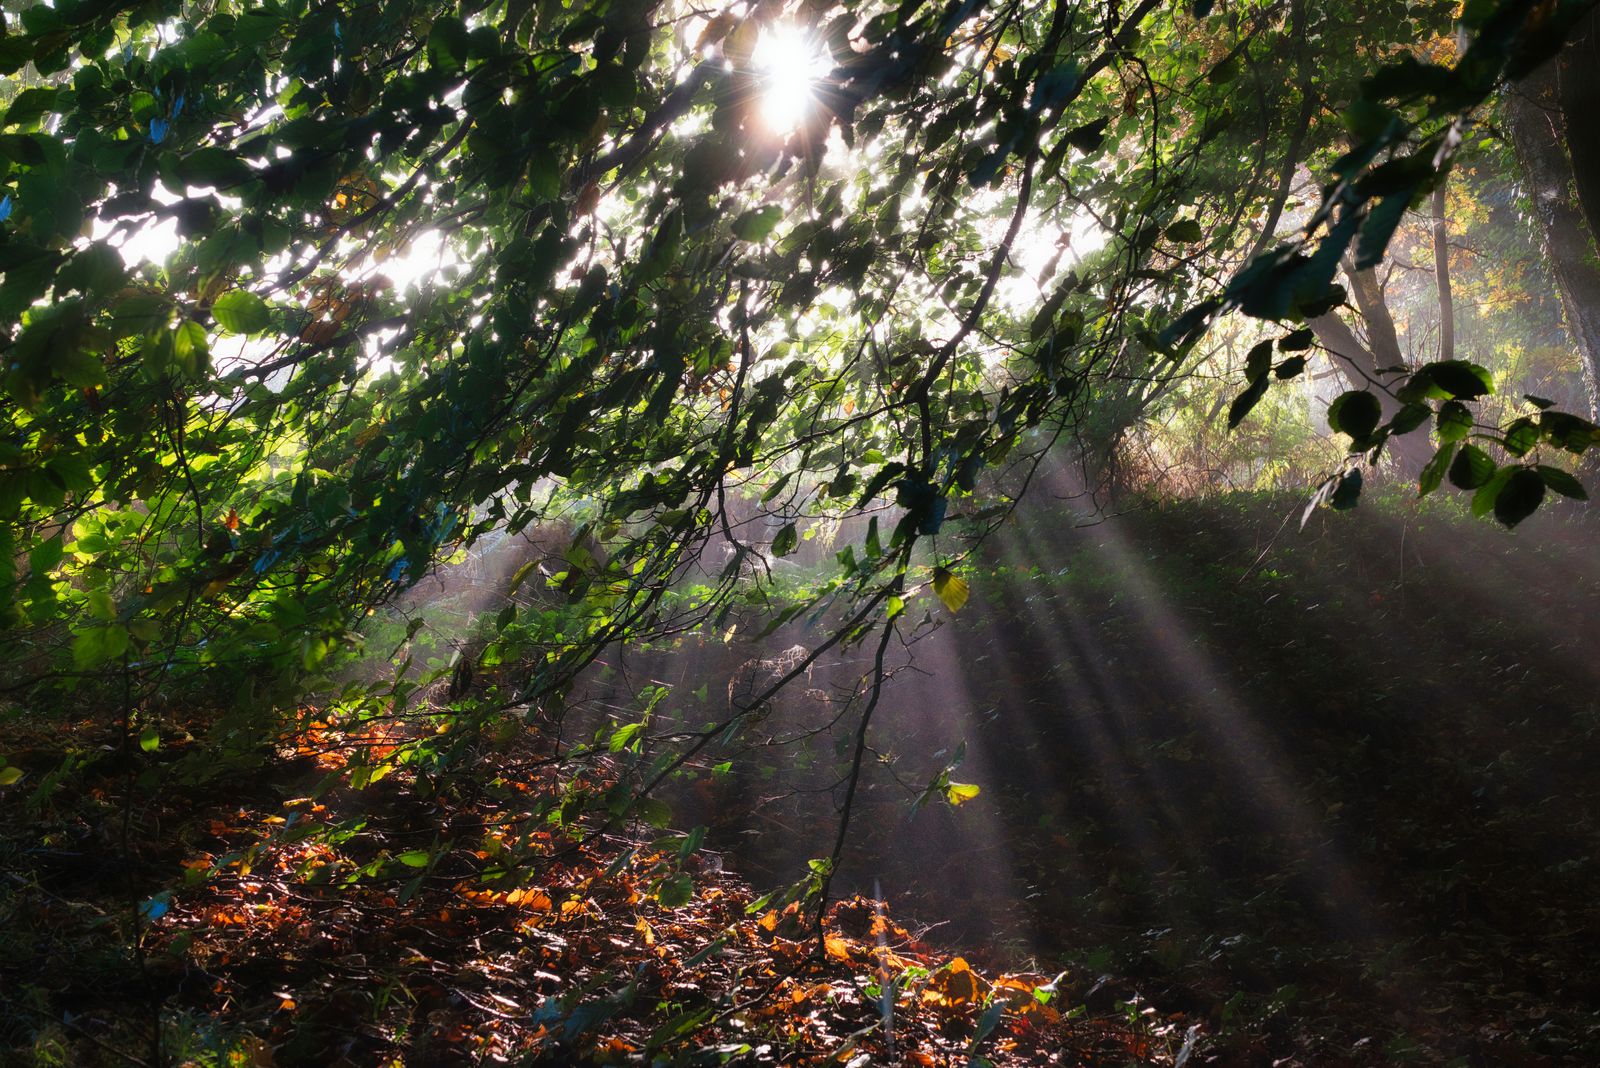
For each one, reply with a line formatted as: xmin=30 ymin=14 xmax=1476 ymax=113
xmin=3 ymin=0 xmax=1592 ymax=689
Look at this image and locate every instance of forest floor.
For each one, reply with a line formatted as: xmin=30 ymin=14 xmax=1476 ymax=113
xmin=5 ymin=490 xmax=1600 ymax=1065
xmin=0 ymin=698 xmax=1194 ymax=1067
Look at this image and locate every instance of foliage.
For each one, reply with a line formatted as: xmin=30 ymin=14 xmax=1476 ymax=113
xmin=0 ymin=0 xmax=1584 ymax=717
xmin=1174 ymin=0 xmax=1600 ymax=518
xmin=2 ymin=0 xmax=1600 ymax=1058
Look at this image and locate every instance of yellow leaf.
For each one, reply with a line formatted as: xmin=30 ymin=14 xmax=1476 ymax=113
xmin=694 ymin=11 xmax=736 ymax=52
xmin=0 ymin=765 xmax=21 ymax=786
xmin=724 ymin=18 xmax=759 ymax=65
xmin=932 ymin=568 xmax=968 ymax=613
xmin=945 ymin=781 xmax=980 ymax=806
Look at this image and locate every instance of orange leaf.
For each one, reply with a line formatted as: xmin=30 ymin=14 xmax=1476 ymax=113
xmin=923 ymin=956 xmax=983 ymax=1007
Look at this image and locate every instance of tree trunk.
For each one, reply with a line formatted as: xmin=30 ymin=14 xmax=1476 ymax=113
xmin=1558 ymin=8 xmax=1600 ymax=244
xmin=1507 ymin=62 xmax=1600 ymax=420
xmin=1308 ymin=311 xmax=1434 ymax=480
xmin=1431 ymin=182 xmax=1455 ymax=362
xmin=1341 ymin=262 xmax=1407 ymax=371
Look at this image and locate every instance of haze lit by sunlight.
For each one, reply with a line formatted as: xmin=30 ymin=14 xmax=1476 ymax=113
xmin=367 ymin=229 xmax=460 ymax=294
xmin=753 ymin=24 xmax=832 ymax=135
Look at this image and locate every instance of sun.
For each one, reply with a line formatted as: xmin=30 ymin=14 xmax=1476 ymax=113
xmin=752 ymin=24 xmax=833 ymax=135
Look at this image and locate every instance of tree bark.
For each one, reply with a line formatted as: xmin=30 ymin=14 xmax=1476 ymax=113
xmin=1506 ymin=61 xmax=1600 ymax=420
xmin=1558 ymin=8 xmax=1600 ymax=245
xmin=1431 ymin=182 xmax=1455 ymax=362
xmin=1341 ymin=262 xmax=1407 ymax=371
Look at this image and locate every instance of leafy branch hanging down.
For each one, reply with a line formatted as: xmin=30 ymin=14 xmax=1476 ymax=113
xmin=1174 ymin=0 xmax=1600 ymax=526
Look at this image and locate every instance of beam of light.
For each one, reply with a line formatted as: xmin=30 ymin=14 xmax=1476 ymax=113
xmin=1023 ymin=468 xmax=1384 ymax=943
xmin=366 ymin=228 xmax=460 ymax=295
xmin=994 ymin=209 xmax=1110 ymax=312
xmin=752 ymin=24 xmax=833 ymax=136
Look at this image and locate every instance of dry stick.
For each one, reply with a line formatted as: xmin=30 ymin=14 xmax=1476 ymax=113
xmin=813 ymin=608 xmax=900 ymax=954
xmin=583 ymin=577 xmax=902 ymax=854
xmin=8 ymin=1003 xmax=152 ymax=1068
xmin=116 ymin=650 xmax=162 ymax=1067
xmin=694 ymin=600 xmax=906 ymax=1042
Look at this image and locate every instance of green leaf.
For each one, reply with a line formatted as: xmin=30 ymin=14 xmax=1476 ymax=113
xmin=1470 ymin=466 xmax=1514 ymax=518
xmin=1388 ymin=401 xmax=1431 ymax=435
xmin=1165 ymin=219 xmax=1204 ymax=243
xmin=1447 ymin=443 xmax=1494 ymax=490
xmin=1278 ymin=328 xmax=1314 ymax=351
xmin=54 ymin=347 xmax=108 ymax=389
xmin=1418 ymin=442 xmax=1455 ymax=497
xmin=1537 ymin=464 xmax=1587 ymax=500
xmin=396 ymin=850 xmax=432 ymax=868
xmin=770 ymin=522 xmax=798 ymax=557
xmin=657 ymin=873 xmax=694 ymax=907
xmin=633 ymin=796 xmax=672 ymax=829
xmin=1435 ymin=400 xmax=1472 ymax=443
xmin=212 ymin=291 xmax=271 ymax=335
xmin=139 ymin=727 xmax=160 ymax=753
xmin=609 ymin=721 xmax=645 ymax=752
xmin=5 ymin=87 xmax=58 ymax=127
xmin=1207 ymin=55 xmax=1240 ymax=84
xmin=1274 ymin=355 xmax=1307 ymax=380
xmin=1354 ymin=190 xmax=1412 ymax=268
xmin=72 ymin=624 xmax=128 ymax=668
xmin=175 ymin=148 xmax=253 ymax=189
xmin=1428 ymin=359 xmax=1494 ymax=399
xmin=29 ymin=536 xmax=63 ymax=574
xmin=1243 ymin=339 xmax=1273 ymax=382
xmin=0 ymin=765 xmax=23 ymax=786
xmin=1063 ymin=116 xmax=1110 ymax=153
xmin=1227 ymin=376 xmax=1269 ymax=428
xmin=1328 ymin=390 xmax=1382 ymax=443
xmin=932 ymin=567 xmax=969 ymax=613
xmin=1493 ymin=467 xmax=1545 ymax=527
xmin=428 ymin=16 xmax=471 ymax=68
xmin=1502 ymin=416 xmax=1539 ymax=457
xmin=733 ymin=205 xmax=783 ymax=242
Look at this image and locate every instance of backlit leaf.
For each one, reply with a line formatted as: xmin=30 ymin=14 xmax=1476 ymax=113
xmin=212 ymin=291 xmax=271 ymax=335
xmin=945 ymin=781 xmax=980 ymax=805
xmin=932 ymin=568 xmax=968 ymax=613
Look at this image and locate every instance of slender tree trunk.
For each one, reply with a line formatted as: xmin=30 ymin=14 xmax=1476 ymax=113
xmin=1431 ymin=182 xmax=1455 ymax=362
xmin=1506 ymin=63 xmax=1600 ymax=420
